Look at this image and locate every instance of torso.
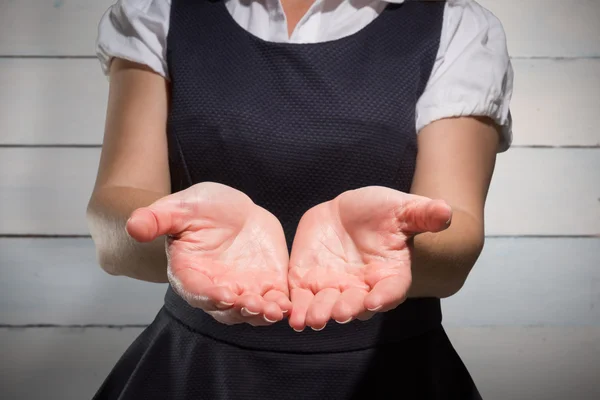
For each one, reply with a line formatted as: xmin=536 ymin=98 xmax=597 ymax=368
xmin=163 ymin=0 xmax=447 ymax=353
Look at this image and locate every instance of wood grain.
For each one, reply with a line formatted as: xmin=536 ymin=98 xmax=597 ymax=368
xmin=0 ymin=238 xmax=167 ymax=326
xmin=509 ymin=59 xmax=600 ymax=147
xmin=0 ymin=0 xmax=113 ymax=56
xmin=0 ymin=59 xmax=107 ymax=146
xmin=481 ymin=0 xmax=600 ymax=58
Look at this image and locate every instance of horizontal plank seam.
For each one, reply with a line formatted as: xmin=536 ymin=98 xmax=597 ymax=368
xmin=485 ymin=235 xmax=600 ymax=238
xmin=0 ymin=145 xmax=103 ymax=148
xmin=512 ymin=56 xmax=600 ymax=60
xmin=0 ymin=234 xmax=93 ymax=238
xmin=511 ymin=145 xmax=600 ymax=149
xmin=0 ymin=324 xmax=148 ymax=328
xmin=0 ymin=55 xmax=98 ymax=59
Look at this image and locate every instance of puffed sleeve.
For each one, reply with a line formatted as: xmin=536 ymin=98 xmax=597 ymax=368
xmin=416 ymin=0 xmax=514 ymax=152
xmin=95 ymin=0 xmax=171 ymax=79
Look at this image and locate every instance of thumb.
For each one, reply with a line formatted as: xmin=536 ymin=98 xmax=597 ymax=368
xmin=397 ymin=198 xmax=452 ymax=235
xmin=125 ymin=195 xmax=188 ymax=242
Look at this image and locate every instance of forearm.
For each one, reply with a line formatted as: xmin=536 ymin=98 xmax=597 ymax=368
xmin=86 ymin=186 xmax=169 ymax=283
xmin=407 ymin=207 xmax=485 ymax=299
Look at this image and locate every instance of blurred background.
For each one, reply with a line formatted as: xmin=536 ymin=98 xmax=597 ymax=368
xmin=0 ymin=0 xmax=599 ymax=399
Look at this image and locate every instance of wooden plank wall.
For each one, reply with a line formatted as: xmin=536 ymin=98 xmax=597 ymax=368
xmin=0 ymin=0 xmax=599 ymax=399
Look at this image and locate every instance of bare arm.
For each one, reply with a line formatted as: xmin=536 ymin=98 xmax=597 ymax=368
xmin=407 ymin=116 xmax=500 ymax=298
xmin=86 ymin=58 xmax=171 ymax=283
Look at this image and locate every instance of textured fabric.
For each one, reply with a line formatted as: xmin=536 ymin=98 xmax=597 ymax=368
xmin=94 ymin=0 xmax=483 ymax=398
xmin=95 ymin=0 xmax=514 ymax=151
xmin=94 ymin=307 xmax=482 ymax=400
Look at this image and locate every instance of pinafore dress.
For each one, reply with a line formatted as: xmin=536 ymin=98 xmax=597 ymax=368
xmin=93 ymin=0 xmax=482 ymax=398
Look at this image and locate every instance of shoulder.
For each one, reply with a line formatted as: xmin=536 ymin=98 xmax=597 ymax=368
xmin=416 ymin=0 xmax=514 ymax=152
xmin=96 ymin=0 xmax=173 ymax=79
xmin=442 ymin=0 xmax=507 ymax=44
xmin=110 ymin=0 xmax=172 ymax=14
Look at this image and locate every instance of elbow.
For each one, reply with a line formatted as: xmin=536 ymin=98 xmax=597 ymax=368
xmin=96 ymin=249 xmax=124 ymax=277
xmin=437 ymin=277 xmax=466 ymax=299
xmin=86 ymin=200 xmax=123 ymax=277
xmin=438 ymin=234 xmax=485 ymax=299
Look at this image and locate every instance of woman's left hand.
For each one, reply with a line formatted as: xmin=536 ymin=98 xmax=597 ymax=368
xmin=287 ymin=186 xmax=452 ymax=331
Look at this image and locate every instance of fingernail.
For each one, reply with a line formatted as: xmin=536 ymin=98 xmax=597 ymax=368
xmin=282 ymin=310 xmax=289 ymax=314
xmin=311 ymin=324 xmax=326 ymax=331
xmin=216 ymin=301 xmax=234 ymax=309
xmin=367 ymin=305 xmax=382 ymax=312
xmin=335 ymin=317 xmax=353 ymax=324
xmin=241 ymin=307 xmax=259 ymax=316
xmin=263 ymin=315 xmax=278 ymax=323
xmin=293 ymin=328 xmax=304 ymax=333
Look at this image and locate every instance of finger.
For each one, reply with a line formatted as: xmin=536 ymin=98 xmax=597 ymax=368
xmin=364 ymin=275 xmax=411 ymax=313
xmin=215 ymin=306 xmax=274 ymax=327
xmin=261 ymin=301 xmax=284 ymax=324
xmin=306 ymin=288 xmax=340 ymax=330
xmin=397 ymin=198 xmax=452 ymax=236
xmin=210 ymin=309 xmax=274 ymax=327
xmin=356 ymin=311 xmax=376 ymax=321
xmin=237 ymin=292 xmax=286 ymax=326
xmin=331 ymin=287 xmax=369 ymax=324
xmin=236 ymin=293 xmax=266 ymax=317
xmin=234 ymin=294 xmax=278 ymax=327
xmin=168 ymin=268 xmax=237 ymax=311
xmin=240 ymin=310 xmax=279 ymax=327
xmin=289 ymin=288 xmax=314 ymax=332
xmin=263 ymin=289 xmax=293 ymax=315
xmin=126 ymin=195 xmax=191 ymax=242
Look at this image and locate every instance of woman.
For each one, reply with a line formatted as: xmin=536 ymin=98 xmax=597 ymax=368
xmin=87 ymin=0 xmax=513 ymax=398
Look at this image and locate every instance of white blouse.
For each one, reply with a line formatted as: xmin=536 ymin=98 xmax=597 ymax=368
xmin=96 ymin=0 xmax=514 ymax=151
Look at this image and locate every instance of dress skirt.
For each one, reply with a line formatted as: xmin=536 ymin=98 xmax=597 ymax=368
xmin=92 ymin=301 xmax=482 ymax=400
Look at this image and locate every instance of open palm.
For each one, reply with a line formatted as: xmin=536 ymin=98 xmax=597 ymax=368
xmin=287 ymin=186 xmax=452 ymax=331
xmin=126 ymin=182 xmax=291 ymax=326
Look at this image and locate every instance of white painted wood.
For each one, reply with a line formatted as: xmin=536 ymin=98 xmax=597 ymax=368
xmin=446 ymin=327 xmax=600 ymax=400
xmin=0 ymin=59 xmax=108 ymax=145
xmin=510 ymin=59 xmax=600 ymax=147
xmin=2 ymin=58 xmax=600 ymax=146
xmin=0 ymin=327 xmax=143 ymax=400
xmin=484 ymin=148 xmax=600 ymax=236
xmin=442 ymin=238 xmax=600 ymax=326
xmin=1 ymin=238 xmax=598 ymax=326
xmin=1 ymin=148 xmax=598 ymax=235
xmin=0 ymin=0 xmax=114 ymax=56
xmin=1 ymin=2 xmax=598 ymax=399
xmin=0 ymin=148 xmax=100 ymax=235
xmin=479 ymin=0 xmax=600 ymax=58
xmin=0 ymin=1 xmax=599 ymax=57
xmin=0 ymin=238 xmax=167 ymax=325
xmin=1 ymin=327 xmax=598 ymax=400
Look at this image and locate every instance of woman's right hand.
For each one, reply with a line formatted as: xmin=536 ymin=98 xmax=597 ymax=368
xmin=125 ymin=182 xmax=291 ymax=326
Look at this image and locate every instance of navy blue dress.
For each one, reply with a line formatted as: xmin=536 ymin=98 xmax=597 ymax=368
xmin=93 ymin=0 xmax=482 ymax=398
